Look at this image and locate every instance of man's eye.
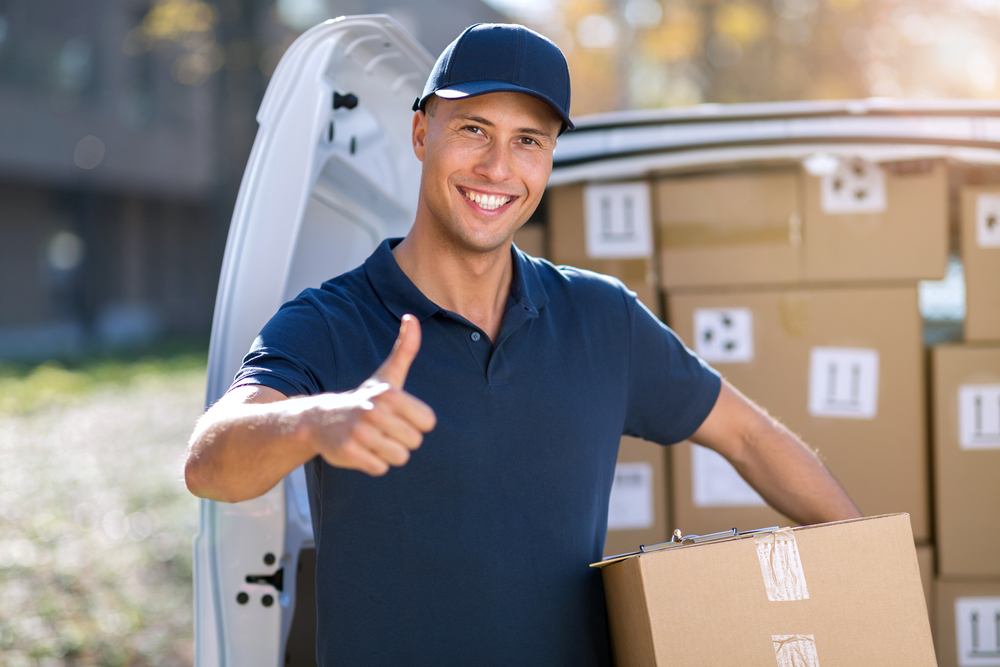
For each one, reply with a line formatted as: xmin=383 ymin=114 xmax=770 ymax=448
xmin=465 ymin=126 xmax=483 ymax=134
xmin=520 ymin=137 xmax=538 ymax=146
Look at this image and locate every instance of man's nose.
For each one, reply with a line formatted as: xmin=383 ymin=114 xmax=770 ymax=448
xmin=474 ymin=142 xmax=514 ymax=182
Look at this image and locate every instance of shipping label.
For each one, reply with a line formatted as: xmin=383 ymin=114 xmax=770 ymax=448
xmin=959 ymin=385 xmax=1000 ymax=450
xmin=607 ymin=461 xmax=654 ymax=530
xmin=808 ymin=347 xmax=880 ymax=419
xmin=691 ymin=444 xmax=766 ymax=507
xmin=583 ymin=182 xmax=653 ymax=259
xmin=693 ymin=307 xmax=754 ymax=363
xmin=976 ymin=194 xmax=1000 ymax=248
xmin=820 ymin=158 xmax=887 ymax=214
xmin=956 ymin=598 xmax=1000 ymax=667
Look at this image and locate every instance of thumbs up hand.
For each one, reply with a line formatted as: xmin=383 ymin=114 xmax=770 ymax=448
xmin=303 ymin=315 xmax=437 ymax=476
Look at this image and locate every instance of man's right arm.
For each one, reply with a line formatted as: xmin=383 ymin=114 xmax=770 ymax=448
xmin=184 ymin=315 xmax=436 ymax=503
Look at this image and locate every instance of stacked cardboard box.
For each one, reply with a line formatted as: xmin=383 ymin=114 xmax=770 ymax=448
xmin=658 ymin=160 xmax=947 ymax=547
xmin=930 ymin=187 xmax=1000 ymax=667
xmin=524 ymin=189 xmax=669 ymax=558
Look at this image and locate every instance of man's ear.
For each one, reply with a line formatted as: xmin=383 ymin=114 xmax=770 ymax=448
xmin=412 ymin=110 xmax=429 ymax=163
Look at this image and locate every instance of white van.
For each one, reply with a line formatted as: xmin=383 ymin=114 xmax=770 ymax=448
xmin=194 ymin=14 xmax=1000 ymax=666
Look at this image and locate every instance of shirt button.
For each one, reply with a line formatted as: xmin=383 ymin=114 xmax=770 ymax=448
xmin=471 ymin=331 xmax=481 ymax=342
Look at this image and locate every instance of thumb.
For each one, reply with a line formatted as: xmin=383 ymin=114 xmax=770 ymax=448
xmin=374 ymin=314 xmax=421 ymax=389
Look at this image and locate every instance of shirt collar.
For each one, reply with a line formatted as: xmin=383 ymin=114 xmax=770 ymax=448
xmin=365 ymin=238 xmax=549 ymax=322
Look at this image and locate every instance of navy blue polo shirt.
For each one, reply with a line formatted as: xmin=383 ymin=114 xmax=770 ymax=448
xmin=233 ymin=239 xmax=720 ymax=666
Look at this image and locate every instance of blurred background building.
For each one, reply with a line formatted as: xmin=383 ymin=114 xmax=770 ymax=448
xmin=2 ymin=0 xmax=999 ymax=361
xmin=0 ymin=0 xmax=504 ymax=362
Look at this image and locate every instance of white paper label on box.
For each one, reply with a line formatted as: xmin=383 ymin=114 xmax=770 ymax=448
xmin=691 ymin=444 xmax=766 ymax=507
xmin=808 ymin=347 xmax=879 ymax=419
xmin=773 ymin=635 xmax=820 ymax=667
xmin=607 ymin=462 xmax=654 ymax=530
xmin=693 ymin=308 xmax=754 ymax=363
xmin=955 ymin=598 xmax=1000 ymax=667
xmin=583 ymin=182 xmax=653 ymax=259
xmin=959 ymin=385 xmax=1000 ymax=450
xmin=755 ymin=531 xmax=810 ymax=602
xmin=820 ymin=159 xmax=887 ymax=214
xmin=976 ymin=194 xmax=1000 ymax=248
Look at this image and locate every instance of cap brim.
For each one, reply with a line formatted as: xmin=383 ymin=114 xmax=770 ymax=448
xmin=429 ymin=80 xmax=574 ymax=133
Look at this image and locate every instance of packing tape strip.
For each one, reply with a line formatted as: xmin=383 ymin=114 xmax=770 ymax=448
xmin=755 ymin=531 xmax=810 ymax=602
xmin=772 ymin=635 xmax=820 ymax=667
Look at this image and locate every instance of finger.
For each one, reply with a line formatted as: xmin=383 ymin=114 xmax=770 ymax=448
xmin=352 ymin=421 xmax=411 ymax=467
xmin=325 ymin=440 xmax=390 ymax=477
xmin=379 ymin=389 xmax=437 ymax=433
xmin=365 ymin=407 xmax=425 ymax=450
xmin=373 ymin=314 xmax=421 ymax=389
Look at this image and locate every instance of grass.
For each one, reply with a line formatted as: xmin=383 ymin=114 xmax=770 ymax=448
xmin=0 ymin=340 xmax=209 ymax=415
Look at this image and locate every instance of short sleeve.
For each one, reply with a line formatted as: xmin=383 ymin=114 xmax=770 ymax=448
xmin=230 ymin=296 xmax=336 ymax=399
xmin=622 ymin=289 xmax=721 ymax=445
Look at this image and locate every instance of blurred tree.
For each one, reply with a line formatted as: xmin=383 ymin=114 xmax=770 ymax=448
xmin=537 ymin=0 xmax=1000 ymax=115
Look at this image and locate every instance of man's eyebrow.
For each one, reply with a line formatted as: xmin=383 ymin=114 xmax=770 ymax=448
xmin=454 ymin=113 xmax=555 ymax=140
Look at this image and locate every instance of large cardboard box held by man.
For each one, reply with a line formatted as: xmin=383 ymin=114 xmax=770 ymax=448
xmin=935 ymin=579 xmax=1000 ymax=667
xmin=667 ymin=286 xmax=929 ymax=541
xmin=595 ymin=514 xmax=935 ymax=666
xmin=932 ymin=344 xmax=1000 ymax=577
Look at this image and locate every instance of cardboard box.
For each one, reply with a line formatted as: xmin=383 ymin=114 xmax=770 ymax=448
xmin=667 ymin=286 xmax=930 ymax=541
xmin=653 ymin=160 xmax=948 ymax=289
xmin=960 ymin=187 xmax=1000 ymax=341
xmin=802 ymin=159 xmax=948 ymax=283
xmin=935 ymin=579 xmax=1000 ymax=667
xmin=595 ymin=514 xmax=935 ymax=666
xmin=932 ymin=344 xmax=1000 ymax=577
xmin=604 ymin=437 xmax=669 ymax=559
xmin=917 ymin=544 xmax=935 ymax=618
xmin=548 ymin=183 xmax=660 ymax=315
xmin=656 ymin=169 xmax=802 ymax=289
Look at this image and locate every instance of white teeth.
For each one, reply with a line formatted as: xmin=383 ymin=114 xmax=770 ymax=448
xmin=463 ymin=190 xmax=511 ymax=211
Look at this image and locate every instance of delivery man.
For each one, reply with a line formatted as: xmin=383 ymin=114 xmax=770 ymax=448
xmin=184 ymin=23 xmax=861 ymax=666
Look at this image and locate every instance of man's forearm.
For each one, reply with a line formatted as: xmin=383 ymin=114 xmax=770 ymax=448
xmin=185 ymin=387 xmax=318 ymax=503
xmin=733 ymin=413 xmax=861 ymax=525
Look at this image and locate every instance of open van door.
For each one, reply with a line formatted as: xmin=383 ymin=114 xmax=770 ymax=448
xmin=194 ymin=16 xmax=431 ymax=667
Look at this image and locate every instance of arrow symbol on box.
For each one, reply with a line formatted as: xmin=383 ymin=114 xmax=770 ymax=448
xmin=988 ymin=214 xmax=997 ymax=230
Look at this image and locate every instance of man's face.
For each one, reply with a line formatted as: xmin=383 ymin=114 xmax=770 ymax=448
xmin=411 ymin=91 xmax=561 ymax=255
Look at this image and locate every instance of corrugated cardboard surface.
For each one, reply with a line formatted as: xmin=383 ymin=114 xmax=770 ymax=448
xmin=547 ymin=183 xmax=660 ymax=311
xmin=960 ymin=187 xmax=1000 ymax=341
xmin=917 ymin=545 xmax=935 ymax=620
xmin=668 ymin=286 xmax=930 ymax=541
xmin=655 ymin=169 xmax=802 ymax=288
xmin=934 ymin=578 xmax=1000 ymax=667
xmin=600 ymin=514 xmax=935 ymax=666
xmin=802 ymin=160 xmax=948 ymax=282
xmin=932 ymin=344 xmax=1000 ymax=577
xmin=604 ymin=437 xmax=669 ymax=559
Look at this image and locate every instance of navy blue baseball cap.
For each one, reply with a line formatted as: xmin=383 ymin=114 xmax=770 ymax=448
xmin=412 ymin=23 xmax=574 ymax=134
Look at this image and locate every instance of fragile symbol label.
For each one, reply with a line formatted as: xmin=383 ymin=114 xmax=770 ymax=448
xmin=959 ymin=385 xmax=1000 ymax=450
xmin=691 ymin=444 xmax=766 ymax=507
xmin=808 ymin=347 xmax=880 ymax=419
xmin=693 ymin=308 xmax=754 ymax=363
xmin=976 ymin=194 xmax=1000 ymax=248
xmin=583 ymin=182 xmax=653 ymax=259
xmin=607 ymin=462 xmax=654 ymax=530
xmin=956 ymin=597 xmax=1000 ymax=667
xmin=820 ymin=158 xmax=887 ymax=214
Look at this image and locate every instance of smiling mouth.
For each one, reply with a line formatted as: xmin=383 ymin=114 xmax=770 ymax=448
xmin=460 ymin=188 xmax=513 ymax=211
